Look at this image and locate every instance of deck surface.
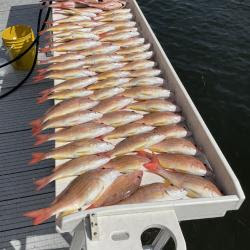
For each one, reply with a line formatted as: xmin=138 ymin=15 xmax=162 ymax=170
xmin=0 ymin=1 xmax=71 ymax=249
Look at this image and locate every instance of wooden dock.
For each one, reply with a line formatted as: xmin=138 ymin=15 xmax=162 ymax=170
xmin=0 ymin=1 xmax=71 ymax=249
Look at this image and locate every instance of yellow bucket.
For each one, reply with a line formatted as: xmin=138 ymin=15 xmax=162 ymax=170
xmin=1 ymin=25 xmax=36 ymax=70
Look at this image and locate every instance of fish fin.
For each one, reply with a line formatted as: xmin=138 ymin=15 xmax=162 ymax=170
xmin=30 ymin=119 xmax=42 ymax=135
xmin=36 ymin=94 xmax=49 ymax=104
xmin=143 ymin=154 xmax=160 ymax=172
xmin=44 ymin=20 xmax=53 ymax=25
xmin=85 ymin=204 xmax=96 ymax=210
xmin=96 ymin=136 xmax=103 ymax=141
xmin=29 ymin=152 xmax=45 ymax=165
xmin=40 ymin=88 xmax=53 ymax=96
xmin=36 ymin=68 xmax=47 ymax=75
xmin=137 ymin=150 xmax=150 ymax=158
xmin=35 ymin=134 xmax=49 ymax=146
xmin=32 ymin=74 xmax=46 ymax=83
xmin=39 ymin=47 xmax=51 ymax=53
xmin=30 ymin=118 xmax=41 ymax=128
xmin=24 ymin=207 xmax=52 ymax=225
xmin=39 ymin=30 xmax=45 ymax=36
xmin=34 ymin=176 xmax=52 ymax=191
xmin=32 ymin=126 xmax=42 ymax=136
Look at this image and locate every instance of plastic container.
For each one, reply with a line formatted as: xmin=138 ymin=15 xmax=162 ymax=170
xmin=1 ymin=24 xmax=35 ymax=70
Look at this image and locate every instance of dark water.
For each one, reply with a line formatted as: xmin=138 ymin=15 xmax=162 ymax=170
xmin=138 ymin=0 xmax=250 ymax=249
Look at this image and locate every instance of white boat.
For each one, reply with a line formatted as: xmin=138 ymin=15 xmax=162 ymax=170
xmin=52 ymin=1 xmax=245 ymax=249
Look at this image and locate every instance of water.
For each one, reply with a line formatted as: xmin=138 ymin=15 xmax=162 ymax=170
xmin=137 ymin=0 xmax=250 ymax=249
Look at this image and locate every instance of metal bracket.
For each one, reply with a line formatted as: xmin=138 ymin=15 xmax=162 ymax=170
xmin=69 ymin=210 xmax=186 ymax=250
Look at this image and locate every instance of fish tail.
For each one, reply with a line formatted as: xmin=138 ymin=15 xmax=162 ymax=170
xmin=39 ymin=46 xmax=52 ymax=53
xmin=34 ymin=175 xmax=52 ymax=190
xmin=143 ymin=153 xmax=160 ymax=172
xmin=30 ymin=119 xmax=43 ymax=135
xmin=44 ymin=20 xmax=53 ymax=25
xmin=29 ymin=152 xmax=45 ymax=165
xmin=40 ymin=88 xmax=53 ymax=96
xmin=34 ymin=134 xmax=49 ymax=146
xmin=32 ymin=74 xmax=46 ymax=83
xmin=32 ymin=126 xmax=42 ymax=136
xmin=39 ymin=30 xmax=46 ymax=36
xmin=36 ymin=94 xmax=49 ymax=104
xmin=24 ymin=207 xmax=52 ymax=225
xmin=37 ymin=59 xmax=49 ymax=65
xmin=36 ymin=68 xmax=47 ymax=75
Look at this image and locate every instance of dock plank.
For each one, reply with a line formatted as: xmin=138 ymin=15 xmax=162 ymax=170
xmin=0 ymin=1 xmax=71 ymax=249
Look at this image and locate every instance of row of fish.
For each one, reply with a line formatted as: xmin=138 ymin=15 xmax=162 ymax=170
xmin=24 ymin=1 xmax=222 ymax=226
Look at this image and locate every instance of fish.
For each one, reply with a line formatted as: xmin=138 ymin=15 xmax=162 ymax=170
xmin=122 ymin=77 xmax=164 ymax=88
xmin=121 ymin=60 xmax=155 ymax=71
xmin=121 ymin=51 xmax=153 ymax=62
xmin=103 ymin=123 xmax=155 ymax=140
xmin=109 ymin=132 xmax=166 ymax=157
xmin=24 ymin=168 xmax=121 ymax=225
xmin=38 ymin=53 xmax=86 ymax=65
xmin=100 ymin=27 xmax=138 ymax=37
xmin=84 ymin=1 xmax=126 ymax=11
xmin=92 ymin=96 xmax=133 ymax=114
xmin=127 ymin=99 xmax=179 ymax=112
xmin=88 ymin=170 xmax=143 ymax=208
xmin=104 ymin=21 xmax=136 ymax=29
xmin=149 ymin=138 xmax=197 ymax=155
xmin=34 ymin=123 xmax=114 ymax=145
xmin=103 ymin=154 xmax=150 ymax=172
xmin=40 ymin=76 xmax=98 ymax=96
xmin=36 ymin=59 xmax=87 ymax=74
xmin=83 ymin=54 xmax=124 ymax=65
xmin=154 ymin=125 xmax=190 ymax=139
xmin=98 ymin=111 xmax=143 ymax=127
xmin=31 ymin=110 xmax=103 ymax=135
xmin=33 ymin=68 xmax=96 ymax=82
xmin=88 ymin=77 xmax=131 ymax=89
xmin=118 ymin=183 xmax=188 ymax=204
xmin=31 ymin=97 xmax=99 ymax=127
xmin=136 ymin=112 xmax=183 ymax=126
xmin=141 ymin=150 xmax=206 ymax=175
xmin=112 ymin=37 xmax=145 ymax=48
xmin=89 ymin=87 xmax=125 ymax=101
xmin=97 ymin=71 xmax=131 ymax=80
xmin=53 ymin=11 xmax=96 ymax=18
xmin=40 ymin=77 xmax=98 ymax=95
xmin=88 ymin=62 xmax=126 ymax=73
xmin=129 ymin=69 xmax=161 ymax=78
xmin=29 ymin=138 xmax=114 ymax=164
xmin=123 ymin=86 xmax=171 ymax=100
xmin=116 ymin=43 xmax=151 ymax=55
xmin=144 ymin=162 xmax=222 ymax=198
xmin=54 ymin=31 xmax=100 ymax=42
xmin=96 ymin=13 xmax=133 ymax=22
xmin=34 ymin=155 xmax=111 ymax=190
xmin=37 ymin=89 xmax=93 ymax=104
xmin=79 ymin=44 xmax=120 ymax=56
xmin=40 ymin=39 xmax=102 ymax=53
xmin=155 ymin=153 xmax=210 ymax=176
xmin=98 ymin=8 xmax=131 ymax=16
xmin=92 ymin=24 xmax=116 ymax=35
xmin=100 ymin=31 xmax=139 ymax=42
xmin=56 ymin=7 xmax=103 ymax=15
xmin=49 ymin=15 xmax=92 ymax=24
xmin=39 ymin=23 xmax=81 ymax=34
xmin=74 ymin=21 xmax=105 ymax=28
